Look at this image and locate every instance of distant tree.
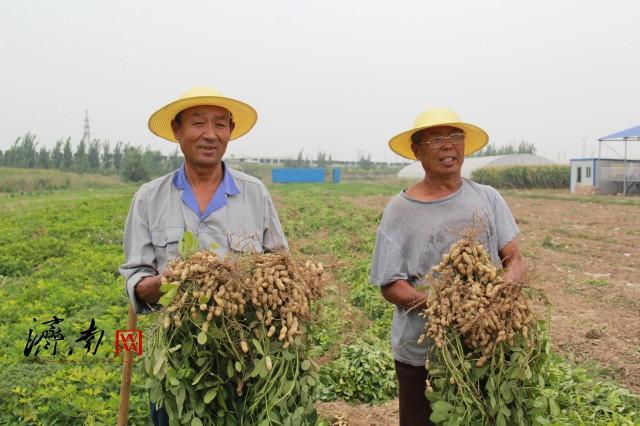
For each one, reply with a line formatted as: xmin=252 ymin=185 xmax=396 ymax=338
xmin=62 ymin=137 xmax=73 ymax=170
xmin=101 ymin=140 xmax=112 ymax=170
xmin=52 ymin=140 xmax=64 ymax=169
xmin=120 ymin=146 xmax=151 ymax=182
xmin=26 ymin=134 xmax=39 ymax=168
xmin=358 ymin=152 xmax=374 ymax=169
xmin=296 ymin=149 xmax=304 ymax=167
xmin=113 ymin=142 xmax=123 ymax=171
xmin=471 ymin=140 xmax=537 ymax=158
xmin=484 ymin=144 xmax=495 ymax=157
xmin=74 ymin=139 xmax=88 ymax=172
xmin=3 ymin=140 xmax=14 ymax=166
xmin=316 ymin=151 xmax=328 ymax=167
xmin=142 ymin=146 xmax=166 ymax=175
xmin=1 ymin=132 xmax=188 ymax=180
xmin=37 ymin=147 xmax=50 ymax=169
xmin=167 ymin=147 xmax=183 ymax=170
xmin=88 ymin=139 xmax=101 ymax=170
xmin=2 ymin=133 xmax=38 ymax=168
xmin=517 ymin=140 xmax=536 ymax=155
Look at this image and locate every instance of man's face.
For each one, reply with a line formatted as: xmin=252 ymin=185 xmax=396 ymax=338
xmin=411 ymin=125 xmax=465 ymax=178
xmin=171 ymin=105 xmax=235 ymax=169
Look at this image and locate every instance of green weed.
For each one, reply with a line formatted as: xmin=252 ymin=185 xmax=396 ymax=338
xmin=542 ymin=236 xmax=562 ymax=250
xmin=584 ymin=278 xmax=609 ymax=287
xmin=317 ymin=338 xmax=397 ymax=404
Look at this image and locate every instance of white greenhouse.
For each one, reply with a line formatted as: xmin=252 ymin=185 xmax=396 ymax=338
xmin=397 ymin=154 xmax=555 ymax=180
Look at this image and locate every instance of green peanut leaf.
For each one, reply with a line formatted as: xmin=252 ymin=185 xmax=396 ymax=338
xmin=252 ymin=338 xmax=264 ymax=356
xmin=153 ymin=353 xmax=165 ymax=376
xmin=432 ymin=400 xmax=453 ymax=414
xmin=179 ymin=231 xmax=199 ymax=259
xmin=500 ymin=381 xmax=514 ymax=404
xmin=176 ymin=385 xmax=186 ymax=417
xmin=158 ymin=286 xmax=177 ymax=306
xmin=549 ymin=398 xmax=560 ymax=416
xmin=203 ymin=388 xmax=217 ymax=404
xmin=160 ymin=283 xmax=177 ymax=292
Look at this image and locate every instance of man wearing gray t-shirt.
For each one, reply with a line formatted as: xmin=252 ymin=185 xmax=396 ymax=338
xmin=371 ymin=109 xmax=526 ymax=426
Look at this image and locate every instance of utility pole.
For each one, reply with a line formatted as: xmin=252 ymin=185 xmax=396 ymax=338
xmin=83 ymin=110 xmax=91 ymax=144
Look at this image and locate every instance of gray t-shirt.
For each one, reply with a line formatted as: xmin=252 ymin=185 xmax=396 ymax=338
xmin=370 ymin=178 xmax=519 ymax=366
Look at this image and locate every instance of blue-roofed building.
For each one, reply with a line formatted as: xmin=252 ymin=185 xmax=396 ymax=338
xmin=570 ymin=124 xmax=640 ymax=195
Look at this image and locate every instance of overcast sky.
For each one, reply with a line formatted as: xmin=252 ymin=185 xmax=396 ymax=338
xmin=1 ymin=0 xmax=639 ymax=163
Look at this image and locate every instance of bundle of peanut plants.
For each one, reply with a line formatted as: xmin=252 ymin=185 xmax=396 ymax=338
xmin=419 ymin=233 xmax=553 ymax=425
xmin=144 ymin=232 xmax=324 ymax=426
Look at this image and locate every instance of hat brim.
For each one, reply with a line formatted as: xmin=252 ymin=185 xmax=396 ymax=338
xmin=148 ymin=96 xmax=257 ymax=143
xmin=389 ymin=121 xmax=489 ymax=160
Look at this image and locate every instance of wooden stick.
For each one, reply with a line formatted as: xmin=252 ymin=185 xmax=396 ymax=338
xmin=117 ymin=303 xmax=138 ymax=426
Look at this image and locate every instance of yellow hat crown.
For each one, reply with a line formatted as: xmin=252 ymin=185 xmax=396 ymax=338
xmin=388 ymin=108 xmax=489 ymax=160
xmin=413 ymin=109 xmax=462 ymax=128
xmin=148 ymin=87 xmax=258 ymax=143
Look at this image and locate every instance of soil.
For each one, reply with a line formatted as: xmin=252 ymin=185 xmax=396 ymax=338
xmin=315 ymin=400 xmax=399 ymax=426
xmin=507 ymin=195 xmax=640 ymax=391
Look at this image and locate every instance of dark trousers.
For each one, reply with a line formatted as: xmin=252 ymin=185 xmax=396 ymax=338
xmin=395 ymin=360 xmax=434 ymax=426
xmin=151 ymin=401 xmax=169 ymax=426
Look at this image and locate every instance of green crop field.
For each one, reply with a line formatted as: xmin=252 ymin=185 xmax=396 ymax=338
xmin=0 ymin=181 xmax=638 ymax=425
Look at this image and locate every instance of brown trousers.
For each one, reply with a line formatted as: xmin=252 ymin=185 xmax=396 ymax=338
xmin=395 ymin=360 xmax=435 ymax=426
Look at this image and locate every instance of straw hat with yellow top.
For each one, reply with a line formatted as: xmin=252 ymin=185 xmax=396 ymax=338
xmin=148 ymin=87 xmax=258 ymax=143
xmin=388 ymin=108 xmax=489 ymax=160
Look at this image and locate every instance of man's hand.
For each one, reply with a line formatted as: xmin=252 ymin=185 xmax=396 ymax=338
xmin=381 ymin=279 xmax=426 ymax=310
xmin=134 ymin=268 xmax=173 ymax=305
xmin=499 ymin=239 xmax=527 ymax=284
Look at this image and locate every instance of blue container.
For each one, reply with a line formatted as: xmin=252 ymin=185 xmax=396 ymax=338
xmin=272 ymin=168 xmax=325 ymax=183
xmin=332 ymin=168 xmax=341 ymax=183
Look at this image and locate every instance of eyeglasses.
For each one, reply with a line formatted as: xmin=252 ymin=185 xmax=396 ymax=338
xmin=418 ymin=133 xmax=465 ymax=149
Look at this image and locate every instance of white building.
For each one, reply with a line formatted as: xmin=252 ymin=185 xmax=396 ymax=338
xmin=397 ymin=154 xmax=555 ymax=180
xmin=570 ymin=158 xmax=640 ymax=195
